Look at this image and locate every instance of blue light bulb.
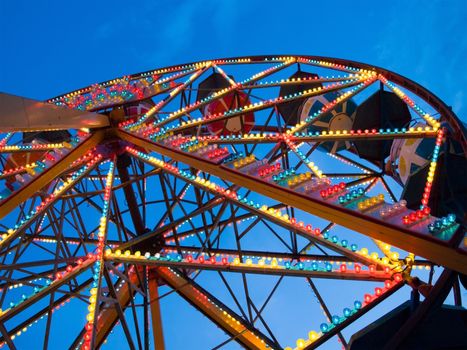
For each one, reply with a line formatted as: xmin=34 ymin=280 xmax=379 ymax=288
xmin=447 ymin=213 xmax=456 ymax=223
xmin=332 ymin=315 xmax=340 ymax=325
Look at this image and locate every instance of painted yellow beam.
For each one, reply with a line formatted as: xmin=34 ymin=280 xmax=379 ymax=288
xmin=148 ymin=276 xmax=165 ymax=350
xmin=108 ymin=255 xmax=390 ymax=282
xmin=117 ymin=130 xmax=467 ymax=275
xmin=92 ymin=270 xmax=141 ymax=348
xmin=156 ymin=267 xmax=274 ymax=349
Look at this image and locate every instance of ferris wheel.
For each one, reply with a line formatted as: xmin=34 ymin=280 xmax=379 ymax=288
xmin=0 ymin=55 xmax=465 ymax=350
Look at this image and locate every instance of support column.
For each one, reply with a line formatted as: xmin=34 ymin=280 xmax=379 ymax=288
xmin=148 ymin=274 xmax=165 ymax=350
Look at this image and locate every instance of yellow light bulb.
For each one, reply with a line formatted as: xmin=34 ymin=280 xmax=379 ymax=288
xmin=296 ymin=338 xmax=306 ymax=348
xmin=309 ymin=331 xmax=319 ymax=341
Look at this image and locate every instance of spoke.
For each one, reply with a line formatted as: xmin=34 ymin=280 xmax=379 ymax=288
xmin=152 ymin=59 xmax=296 ymax=129
xmin=148 ymin=275 xmax=165 ymax=350
xmin=84 ymin=160 xmax=116 ymax=350
xmin=0 ymin=257 xmax=94 ymax=323
xmin=307 ymin=278 xmax=347 ymax=347
xmin=0 ymin=278 xmax=92 ymax=346
xmin=0 ymin=153 xmax=102 ymax=253
xmin=165 ymin=78 xmax=364 ymax=134
xmin=156 ymin=267 xmax=278 ymax=349
xmin=122 ymin=147 xmax=392 ymax=268
xmin=106 ymin=253 xmax=392 ymax=282
xmin=196 ymin=129 xmax=437 ymax=145
xmin=126 ymin=65 xmax=211 ymax=129
xmin=103 ymin=267 xmax=137 ymax=350
xmin=301 ymin=280 xmax=405 ymax=349
xmin=71 ymin=271 xmax=142 ymax=349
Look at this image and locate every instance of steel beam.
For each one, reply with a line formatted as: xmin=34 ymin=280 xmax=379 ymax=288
xmin=156 ymin=267 xmax=278 ymax=349
xmin=123 ymin=148 xmax=380 ymax=268
xmin=161 ymin=245 xmax=434 ymax=268
xmin=117 ymin=197 xmax=224 ymax=251
xmin=116 ymin=156 xmax=146 ymax=234
xmin=148 ymin=276 xmax=165 ymax=350
xmin=108 ymin=255 xmax=390 ymax=282
xmin=0 ymin=131 xmax=105 ymax=219
xmin=162 ymin=245 xmax=354 ymax=262
xmin=117 ymin=130 xmax=467 ymax=275
xmin=88 ymin=271 xmax=141 ymax=349
xmin=304 ymin=281 xmax=405 ymax=349
xmin=0 ymin=278 xmax=92 ymax=346
xmin=0 ymin=258 xmax=94 ymax=323
xmin=200 ymin=131 xmax=437 ymax=145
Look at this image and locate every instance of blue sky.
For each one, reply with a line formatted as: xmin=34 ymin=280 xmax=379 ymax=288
xmin=1 ymin=0 xmax=466 ymax=122
xmin=1 ymin=1 xmax=466 ymax=349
